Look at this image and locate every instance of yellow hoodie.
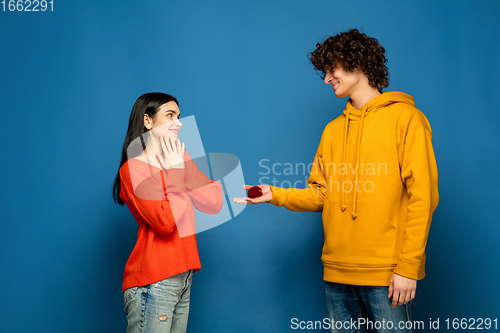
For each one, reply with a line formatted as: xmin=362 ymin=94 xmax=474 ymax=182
xmin=269 ymin=91 xmax=439 ymax=286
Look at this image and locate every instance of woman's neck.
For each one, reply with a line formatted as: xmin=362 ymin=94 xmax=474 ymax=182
xmin=137 ymin=135 xmax=161 ymax=166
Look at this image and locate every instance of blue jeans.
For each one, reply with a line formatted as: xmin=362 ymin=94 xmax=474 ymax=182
xmin=124 ymin=270 xmax=193 ymax=333
xmin=325 ymin=282 xmax=414 ymax=333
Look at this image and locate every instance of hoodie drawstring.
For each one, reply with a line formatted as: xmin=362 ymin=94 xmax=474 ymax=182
xmin=340 ymin=108 xmax=350 ymax=213
xmin=350 ymin=108 xmax=367 ymax=219
xmin=340 ymin=106 xmax=367 ymax=220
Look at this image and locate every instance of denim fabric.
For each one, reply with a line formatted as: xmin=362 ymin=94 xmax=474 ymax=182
xmin=325 ymin=282 xmax=414 ymax=333
xmin=124 ymin=270 xmax=193 ymax=333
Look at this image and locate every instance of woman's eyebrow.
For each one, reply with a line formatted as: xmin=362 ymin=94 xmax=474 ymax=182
xmin=165 ymin=110 xmax=181 ymax=118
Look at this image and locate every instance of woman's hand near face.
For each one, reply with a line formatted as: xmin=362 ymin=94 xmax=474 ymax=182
xmin=157 ymin=135 xmax=185 ymax=170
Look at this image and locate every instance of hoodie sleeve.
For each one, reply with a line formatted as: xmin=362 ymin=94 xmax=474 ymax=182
xmin=395 ymin=118 xmax=439 ymax=280
xmin=268 ymin=131 xmax=327 ymax=212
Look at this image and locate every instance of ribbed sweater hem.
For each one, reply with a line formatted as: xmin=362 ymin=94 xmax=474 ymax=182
xmin=122 ymin=263 xmax=201 ymax=292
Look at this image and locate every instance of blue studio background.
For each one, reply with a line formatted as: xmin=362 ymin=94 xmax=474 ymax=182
xmin=1 ymin=0 xmax=499 ymax=332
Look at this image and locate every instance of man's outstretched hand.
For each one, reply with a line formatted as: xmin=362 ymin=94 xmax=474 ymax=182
xmin=233 ymin=185 xmax=272 ymax=204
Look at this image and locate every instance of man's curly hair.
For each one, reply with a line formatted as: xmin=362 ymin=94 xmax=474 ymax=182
xmin=308 ymin=29 xmax=389 ymax=92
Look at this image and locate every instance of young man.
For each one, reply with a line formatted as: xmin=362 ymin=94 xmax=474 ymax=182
xmin=234 ymin=28 xmax=438 ymax=333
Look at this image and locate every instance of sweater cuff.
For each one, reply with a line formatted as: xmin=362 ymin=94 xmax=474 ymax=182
xmin=164 ymin=168 xmax=187 ymax=194
xmin=394 ymin=258 xmax=422 ymax=280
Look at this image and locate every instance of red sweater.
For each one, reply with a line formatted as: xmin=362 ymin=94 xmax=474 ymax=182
xmin=119 ymin=153 xmax=223 ymax=292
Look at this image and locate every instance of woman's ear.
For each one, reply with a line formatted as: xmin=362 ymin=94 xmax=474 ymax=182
xmin=144 ymin=114 xmax=152 ymax=130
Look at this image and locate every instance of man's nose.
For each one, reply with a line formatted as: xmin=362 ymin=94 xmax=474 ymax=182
xmin=324 ymin=72 xmax=332 ymax=84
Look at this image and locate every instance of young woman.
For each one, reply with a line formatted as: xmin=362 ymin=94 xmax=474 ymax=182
xmin=113 ymin=92 xmax=223 ymax=333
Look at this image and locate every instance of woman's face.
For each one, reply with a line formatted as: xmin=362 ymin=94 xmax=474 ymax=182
xmin=148 ymin=101 xmax=182 ymax=139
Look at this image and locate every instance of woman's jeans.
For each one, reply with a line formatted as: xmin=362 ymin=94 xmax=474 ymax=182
xmin=325 ymin=281 xmax=414 ymax=333
xmin=124 ymin=270 xmax=193 ymax=333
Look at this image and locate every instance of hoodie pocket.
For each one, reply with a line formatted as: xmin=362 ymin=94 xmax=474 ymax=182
xmin=322 ymin=199 xmax=398 ymax=266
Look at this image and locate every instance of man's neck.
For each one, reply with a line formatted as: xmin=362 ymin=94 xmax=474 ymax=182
xmin=349 ymin=87 xmax=382 ymax=110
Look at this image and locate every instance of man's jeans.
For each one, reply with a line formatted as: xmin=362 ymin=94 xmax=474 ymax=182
xmin=325 ymin=281 xmax=414 ymax=333
xmin=124 ymin=270 xmax=193 ymax=333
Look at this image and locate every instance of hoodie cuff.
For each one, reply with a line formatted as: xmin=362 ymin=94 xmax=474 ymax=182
xmin=268 ymin=186 xmax=288 ymax=207
xmin=394 ymin=258 xmax=423 ymax=280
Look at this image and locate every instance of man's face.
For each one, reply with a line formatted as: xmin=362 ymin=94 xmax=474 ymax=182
xmin=324 ymin=64 xmax=366 ymax=98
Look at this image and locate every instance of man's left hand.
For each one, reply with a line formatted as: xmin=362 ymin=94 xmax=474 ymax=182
xmin=388 ymin=273 xmax=416 ymax=308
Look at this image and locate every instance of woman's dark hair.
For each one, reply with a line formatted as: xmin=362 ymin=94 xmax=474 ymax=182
xmin=112 ymin=92 xmax=179 ymax=206
xmin=308 ymin=29 xmax=389 ymax=92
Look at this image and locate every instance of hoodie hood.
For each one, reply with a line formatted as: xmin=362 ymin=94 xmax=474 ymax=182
xmin=340 ymin=91 xmax=416 ymax=219
xmin=343 ymin=91 xmax=415 ymax=119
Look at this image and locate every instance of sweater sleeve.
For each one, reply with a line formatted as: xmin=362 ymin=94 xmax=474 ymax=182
xmin=183 ymin=154 xmax=223 ymax=215
xmin=268 ymin=131 xmax=327 ymax=212
xmin=395 ymin=124 xmax=439 ymax=279
xmin=120 ymin=165 xmax=191 ymax=235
